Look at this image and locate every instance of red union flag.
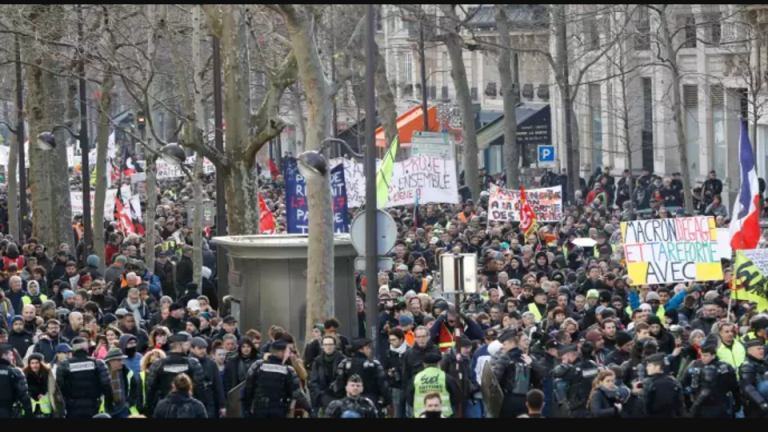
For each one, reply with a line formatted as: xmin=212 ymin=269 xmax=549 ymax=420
xmin=259 ymin=193 xmax=276 ymax=234
xmin=519 ymin=185 xmax=537 ymax=236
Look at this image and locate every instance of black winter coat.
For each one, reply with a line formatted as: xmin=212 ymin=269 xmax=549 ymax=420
xmin=153 ymin=392 xmax=208 ymax=418
xmin=590 ymin=386 xmax=622 ymax=418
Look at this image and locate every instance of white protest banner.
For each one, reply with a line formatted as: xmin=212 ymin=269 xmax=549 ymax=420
xmin=741 ymin=249 xmax=768 ymax=274
xmin=716 ymin=228 xmax=732 ymax=260
xmin=488 ymin=185 xmax=563 ymax=223
xmin=156 ymin=156 xmax=215 ymax=179
xmin=329 ymin=155 xmax=459 ymax=208
xmin=129 ymin=195 xmax=143 ymax=222
xmin=622 ymin=216 xmax=722 ymax=285
xmin=120 ymin=185 xmax=132 ymax=203
xmin=71 ymin=189 xmax=118 ymax=221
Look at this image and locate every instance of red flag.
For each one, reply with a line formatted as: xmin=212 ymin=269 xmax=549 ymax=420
xmin=519 ymin=185 xmax=537 ymax=237
xmin=115 ymin=197 xmax=136 ymax=235
xmin=259 ymin=193 xmax=276 ymax=234
xmin=268 ymin=159 xmax=280 ymax=179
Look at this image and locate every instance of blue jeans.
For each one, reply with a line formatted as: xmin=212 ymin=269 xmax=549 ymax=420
xmin=112 ymin=407 xmax=131 ymax=418
xmin=464 ymin=400 xmax=483 ymax=418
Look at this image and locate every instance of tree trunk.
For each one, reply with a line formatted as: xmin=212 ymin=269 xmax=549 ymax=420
xmin=373 ymin=48 xmax=398 ymax=147
xmin=441 ymin=5 xmax=479 ymax=201
xmin=192 ymin=4 xmax=205 ymax=288
xmin=657 ymin=6 xmax=694 ymax=214
xmin=280 ymin=5 xmax=336 ymax=341
xmin=219 ymin=5 xmax=261 ymax=235
xmin=25 ymin=7 xmax=74 ymax=249
xmin=495 ymin=5 xmax=520 ymax=189
xmin=7 ymin=123 xmax=18 ymax=241
xmin=92 ymin=74 xmax=114 ymax=270
xmin=144 ymin=4 xmax=159 ymax=272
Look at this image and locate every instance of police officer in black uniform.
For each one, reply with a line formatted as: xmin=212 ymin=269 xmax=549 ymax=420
xmin=682 ymin=334 xmax=741 ymax=418
xmin=333 ymin=338 xmax=391 ymax=410
xmin=641 ymin=353 xmax=685 ymax=418
xmin=739 ymin=338 xmax=768 ymax=418
xmin=325 ymin=375 xmax=379 ymax=418
xmin=0 ymin=343 xmax=31 ymax=418
xmin=145 ymin=333 xmax=208 ymax=416
xmin=243 ymin=339 xmax=308 ymax=418
xmin=493 ymin=329 xmax=533 ymax=418
xmin=553 ymin=342 xmax=603 ymax=418
xmin=56 ymin=337 xmax=112 ymax=418
xmin=190 ymin=337 xmax=226 ymax=418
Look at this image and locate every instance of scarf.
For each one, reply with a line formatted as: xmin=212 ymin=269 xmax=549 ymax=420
xmin=390 ymin=342 xmax=407 ymax=355
xmin=109 ymin=366 xmax=124 ymax=405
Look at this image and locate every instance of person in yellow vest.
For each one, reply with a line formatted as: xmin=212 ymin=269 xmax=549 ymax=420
xmin=716 ymin=322 xmax=746 ymax=372
xmin=101 ymin=348 xmax=142 ymax=418
xmin=743 ymin=316 xmax=768 ymax=346
xmin=22 ymin=280 xmax=47 ymax=307
xmin=411 ymin=352 xmax=460 ymax=418
xmin=526 ymin=288 xmax=548 ymax=324
xmin=23 ymin=353 xmax=53 ymax=418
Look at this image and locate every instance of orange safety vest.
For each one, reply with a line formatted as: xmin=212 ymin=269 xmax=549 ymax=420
xmin=420 ymin=278 xmax=428 ymax=294
xmin=404 ymin=330 xmax=415 ymax=347
xmin=438 ymin=323 xmax=462 ymax=353
xmin=458 ymin=212 xmax=476 ymax=223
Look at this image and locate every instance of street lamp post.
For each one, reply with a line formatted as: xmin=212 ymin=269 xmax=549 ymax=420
xmin=77 ymin=3 xmax=91 ymax=260
xmin=364 ymin=4 xmax=378 ymax=358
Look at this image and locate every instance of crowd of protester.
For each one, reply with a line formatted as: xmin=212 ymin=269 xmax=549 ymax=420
xmin=0 ymin=159 xmax=765 ymax=418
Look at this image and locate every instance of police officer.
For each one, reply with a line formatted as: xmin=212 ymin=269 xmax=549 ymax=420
xmin=682 ymin=334 xmax=741 ymax=418
xmin=56 ymin=337 xmax=112 ymax=418
xmin=325 ymin=375 xmax=379 ymax=418
xmin=493 ymin=329 xmax=533 ymax=418
xmin=739 ymin=338 xmax=768 ymax=418
xmin=641 ymin=353 xmax=685 ymax=418
xmin=145 ymin=333 xmax=208 ymax=416
xmin=0 ymin=343 xmax=31 ymax=418
xmin=553 ymin=342 xmax=602 ymax=418
xmin=243 ymin=339 xmax=308 ymax=418
xmin=333 ymin=338 xmax=391 ymax=410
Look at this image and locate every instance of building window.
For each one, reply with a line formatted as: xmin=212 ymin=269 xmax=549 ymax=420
xmin=682 ymin=15 xmax=697 ymax=48
xmin=404 ymin=52 xmax=413 ymax=85
xmin=683 ymin=85 xmax=700 ymax=181
xmin=586 ymin=17 xmax=600 ymax=51
xmin=441 ymin=86 xmax=449 ymax=99
xmin=376 ymin=11 xmax=383 ymax=33
xmin=635 ymin=7 xmax=651 ymax=50
xmin=429 ymin=85 xmax=437 ymax=100
xmin=589 ymin=84 xmax=602 ymax=169
xmin=471 ymin=87 xmax=478 ymax=101
xmin=522 ymin=84 xmax=534 ymax=100
xmin=485 ymin=82 xmax=498 ymax=98
xmin=642 ymin=77 xmax=654 ymax=171
xmin=707 ymin=13 xmax=721 ymax=46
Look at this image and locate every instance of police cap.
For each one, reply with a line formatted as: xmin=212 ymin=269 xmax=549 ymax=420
xmin=557 ymin=344 xmax=577 ymax=356
xmin=0 ymin=343 xmax=12 ymax=356
xmin=271 ymin=339 xmax=288 ymax=351
xmin=351 ymin=338 xmax=371 ymax=351
xmin=423 ymin=352 xmax=443 ymax=365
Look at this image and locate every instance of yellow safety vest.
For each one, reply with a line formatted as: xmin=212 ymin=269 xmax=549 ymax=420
xmin=717 ymin=341 xmax=746 ymax=373
xmin=527 ymin=303 xmax=543 ymax=323
xmin=413 ymin=367 xmax=453 ymax=418
xmin=22 ymin=294 xmax=48 ymax=306
xmin=30 ymin=394 xmax=52 ymax=415
xmin=100 ymin=369 xmax=140 ymax=415
xmin=593 ymin=243 xmax=616 ymax=257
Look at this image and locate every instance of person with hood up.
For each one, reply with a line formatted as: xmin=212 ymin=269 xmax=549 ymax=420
xmin=533 ymin=251 xmax=552 ymax=277
xmin=200 ymin=267 xmax=218 ymax=311
xmin=223 ymin=336 xmax=259 ymax=394
xmin=118 ymin=309 xmax=150 ymax=353
xmin=189 ymin=337 xmax=226 ymax=419
xmin=648 ymin=315 xmax=675 ymax=355
xmin=309 ymin=334 xmax=346 ymax=414
xmin=152 ymin=373 xmax=207 ymax=418
xmin=505 ymin=256 xmax=526 ymax=282
xmin=119 ymin=334 xmax=144 ymax=378
xmin=84 ymin=255 xmax=103 ymax=280
xmin=21 ymin=280 xmax=46 ymax=307
xmin=178 ymin=283 xmax=201 ymax=308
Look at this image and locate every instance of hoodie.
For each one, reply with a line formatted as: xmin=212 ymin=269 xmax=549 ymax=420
xmin=22 ymin=280 xmax=47 ymax=306
xmin=224 ymin=338 xmax=259 ymax=393
xmin=119 ymin=334 xmax=144 ymax=377
xmin=505 ymin=257 xmax=526 ymax=282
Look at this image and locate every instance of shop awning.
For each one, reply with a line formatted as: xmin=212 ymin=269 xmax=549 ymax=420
xmin=375 ymin=105 xmax=438 ymax=147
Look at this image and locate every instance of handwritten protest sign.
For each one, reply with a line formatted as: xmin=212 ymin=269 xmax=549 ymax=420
xmin=71 ymin=189 xmax=118 ymax=221
xmin=330 ymin=158 xmax=370 ymax=209
xmin=488 ymin=185 xmax=563 ymax=222
xmin=621 ymin=216 xmax=722 ymax=285
xmin=156 ymin=156 xmax=215 ymax=179
xmin=285 ymin=159 xmax=349 ymax=234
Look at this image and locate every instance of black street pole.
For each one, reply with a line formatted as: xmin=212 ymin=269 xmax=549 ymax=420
xmin=420 ymin=20 xmax=428 ymax=132
xmin=365 ymin=4 xmax=379 ymax=358
xmin=14 ymin=35 xmax=27 ymax=242
xmin=212 ymin=35 xmax=229 ymax=299
xmin=331 ymin=6 xmax=339 ymax=152
xmin=78 ymin=4 xmax=91 ymax=261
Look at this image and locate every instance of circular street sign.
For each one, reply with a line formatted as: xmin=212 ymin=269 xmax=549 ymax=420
xmin=350 ymin=209 xmax=398 ymax=256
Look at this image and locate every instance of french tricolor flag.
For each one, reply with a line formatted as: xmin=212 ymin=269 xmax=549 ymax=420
xmin=729 ymin=122 xmax=761 ymax=250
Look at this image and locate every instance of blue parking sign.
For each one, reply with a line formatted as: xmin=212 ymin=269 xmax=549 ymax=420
xmin=538 ymin=145 xmax=555 ymax=162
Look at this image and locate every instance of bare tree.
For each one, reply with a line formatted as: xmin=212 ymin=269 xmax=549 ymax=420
xmin=495 ymin=5 xmax=520 ymax=189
